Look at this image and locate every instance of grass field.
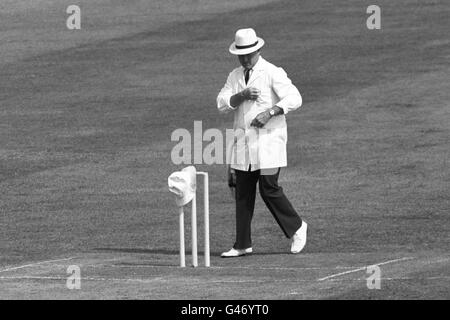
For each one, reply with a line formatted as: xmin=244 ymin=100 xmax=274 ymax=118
xmin=0 ymin=0 xmax=449 ymax=299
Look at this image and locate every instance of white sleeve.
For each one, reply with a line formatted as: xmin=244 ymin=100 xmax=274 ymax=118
xmin=271 ymin=67 xmax=302 ymax=115
xmin=217 ymin=72 xmax=237 ymax=114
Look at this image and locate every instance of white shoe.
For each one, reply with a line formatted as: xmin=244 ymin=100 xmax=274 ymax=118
xmin=291 ymin=222 xmax=307 ymax=254
xmin=221 ymin=247 xmax=253 ymax=258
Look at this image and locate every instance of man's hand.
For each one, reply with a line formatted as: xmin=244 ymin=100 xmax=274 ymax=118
xmin=227 ymin=166 xmax=236 ymax=199
xmin=250 ymin=110 xmax=271 ymax=128
xmin=228 ymin=166 xmax=236 ymax=188
xmin=230 ymin=87 xmax=260 ymax=107
xmin=241 ymin=87 xmax=260 ymax=101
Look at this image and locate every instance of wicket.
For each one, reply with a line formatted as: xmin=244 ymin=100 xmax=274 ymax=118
xmin=179 ymin=171 xmax=210 ymax=267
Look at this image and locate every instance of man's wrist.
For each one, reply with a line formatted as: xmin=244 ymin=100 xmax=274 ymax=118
xmin=269 ymin=106 xmax=283 ymax=117
xmin=230 ymin=91 xmax=245 ymax=108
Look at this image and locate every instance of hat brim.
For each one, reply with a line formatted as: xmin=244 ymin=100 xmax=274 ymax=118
xmin=229 ymin=37 xmax=264 ymax=55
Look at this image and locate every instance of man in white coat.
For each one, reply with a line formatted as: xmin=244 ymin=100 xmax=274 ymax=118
xmin=217 ymin=28 xmax=308 ymax=257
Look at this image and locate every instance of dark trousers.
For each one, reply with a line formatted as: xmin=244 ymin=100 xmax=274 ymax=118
xmin=234 ymin=167 xmax=303 ymax=249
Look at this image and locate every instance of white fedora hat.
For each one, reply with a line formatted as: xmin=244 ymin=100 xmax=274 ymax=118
xmin=168 ymin=166 xmax=197 ymax=207
xmin=229 ymin=28 xmax=265 ymax=55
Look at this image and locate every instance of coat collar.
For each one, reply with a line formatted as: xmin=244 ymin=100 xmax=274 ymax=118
xmin=241 ymin=56 xmax=266 ymax=86
xmin=252 ymin=56 xmax=266 ymax=71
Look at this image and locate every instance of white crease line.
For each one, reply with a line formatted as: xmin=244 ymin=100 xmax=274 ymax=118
xmin=2 ymin=275 xmax=449 ymax=285
xmin=88 ymin=264 xmax=377 ymax=271
xmin=0 ymin=257 xmax=78 ymax=274
xmin=317 ymin=257 xmax=415 ymax=282
xmin=1 ymin=261 xmax=404 ymax=272
xmin=34 ymin=256 xmax=450 ymax=271
xmin=319 ymin=276 xmax=450 ymax=282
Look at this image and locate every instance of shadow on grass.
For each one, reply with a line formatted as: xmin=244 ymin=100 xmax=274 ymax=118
xmin=93 ymin=247 xmax=179 ymax=255
xmin=92 ymin=247 xmax=289 ymax=257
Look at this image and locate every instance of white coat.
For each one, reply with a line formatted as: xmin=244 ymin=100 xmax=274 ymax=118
xmin=217 ymin=56 xmax=302 ymax=171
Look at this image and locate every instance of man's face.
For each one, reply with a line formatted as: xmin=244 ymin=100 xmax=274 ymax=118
xmin=238 ymin=50 xmax=260 ymax=70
